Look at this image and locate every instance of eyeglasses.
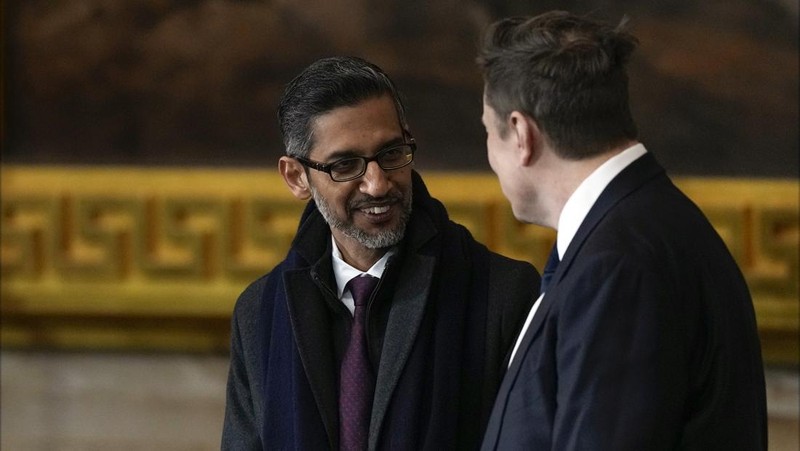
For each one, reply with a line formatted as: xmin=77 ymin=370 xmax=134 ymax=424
xmin=294 ymin=139 xmax=416 ymax=182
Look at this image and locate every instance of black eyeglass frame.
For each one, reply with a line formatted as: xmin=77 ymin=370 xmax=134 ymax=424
xmin=293 ymin=138 xmax=417 ymax=182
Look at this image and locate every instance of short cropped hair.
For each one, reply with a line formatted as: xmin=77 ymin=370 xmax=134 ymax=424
xmin=477 ymin=11 xmax=639 ymax=159
xmin=277 ymin=56 xmax=409 ymax=158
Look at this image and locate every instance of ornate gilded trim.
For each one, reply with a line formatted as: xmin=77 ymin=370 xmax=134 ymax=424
xmin=2 ymin=166 xmax=797 ymax=363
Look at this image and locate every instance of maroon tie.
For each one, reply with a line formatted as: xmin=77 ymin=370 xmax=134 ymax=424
xmin=339 ymin=274 xmax=379 ymax=451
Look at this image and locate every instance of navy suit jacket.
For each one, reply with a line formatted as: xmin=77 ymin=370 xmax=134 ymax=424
xmin=481 ymin=153 xmax=767 ymax=450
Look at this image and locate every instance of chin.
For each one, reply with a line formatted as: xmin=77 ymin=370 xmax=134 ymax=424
xmin=354 ymin=214 xmax=410 ymax=249
xmin=353 ymin=227 xmax=405 ymax=249
xmin=510 ymin=204 xmax=536 ymax=225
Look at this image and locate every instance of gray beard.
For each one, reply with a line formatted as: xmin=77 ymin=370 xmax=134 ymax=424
xmin=310 ymin=186 xmax=412 ymax=249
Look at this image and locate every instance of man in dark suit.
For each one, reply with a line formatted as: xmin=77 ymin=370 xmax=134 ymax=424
xmin=221 ymin=56 xmax=538 ymax=450
xmin=476 ymin=11 xmax=767 ymax=450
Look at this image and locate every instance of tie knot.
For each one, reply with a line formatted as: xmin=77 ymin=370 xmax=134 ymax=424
xmin=540 ymin=245 xmax=560 ymax=295
xmin=544 ymin=246 xmax=560 ymax=273
xmin=347 ymin=274 xmax=379 ymax=307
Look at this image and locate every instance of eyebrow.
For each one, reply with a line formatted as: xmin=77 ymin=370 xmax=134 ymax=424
xmin=324 ymin=135 xmax=407 ymax=162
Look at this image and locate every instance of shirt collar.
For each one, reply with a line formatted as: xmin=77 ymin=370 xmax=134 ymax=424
xmin=556 ymin=143 xmax=648 ymax=259
xmin=331 ymin=235 xmax=395 ymax=298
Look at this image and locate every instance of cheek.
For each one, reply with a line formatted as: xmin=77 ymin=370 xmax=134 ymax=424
xmin=338 ymin=187 xmax=359 ymax=213
xmin=487 ymin=149 xmax=499 ymax=174
xmin=317 ymin=182 xmax=353 ymax=214
xmin=486 ymin=142 xmax=505 ymax=176
xmin=488 ymin=152 xmax=519 ymax=203
xmin=485 ymin=137 xmax=498 ymax=168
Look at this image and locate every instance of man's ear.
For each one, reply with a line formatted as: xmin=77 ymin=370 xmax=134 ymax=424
xmin=509 ymin=111 xmax=540 ymax=166
xmin=279 ymin=156 xmax=312 ymax=200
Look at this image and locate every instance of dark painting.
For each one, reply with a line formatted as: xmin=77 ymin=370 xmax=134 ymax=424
xmin=2 ymin=0 xmax=798 ymax=177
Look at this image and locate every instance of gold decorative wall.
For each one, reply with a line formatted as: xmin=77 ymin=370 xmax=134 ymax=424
xmin=1 ymin=166 xmax=797 ymax=364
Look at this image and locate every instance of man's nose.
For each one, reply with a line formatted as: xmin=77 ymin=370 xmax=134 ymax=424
xmin=359 ymin=161 xmax=391 ymax=197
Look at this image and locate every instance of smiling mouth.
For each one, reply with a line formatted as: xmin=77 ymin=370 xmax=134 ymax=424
xmin=361 ymin=205 xmax=391 ymax=215
xmin=355 ymin=202 xmax=397 ymax=224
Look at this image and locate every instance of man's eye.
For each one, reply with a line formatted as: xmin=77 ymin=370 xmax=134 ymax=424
xmin=331 ymin=158 xmax=361 ymax=172
xmin=380 ymin=148 xmax=404 ymax=163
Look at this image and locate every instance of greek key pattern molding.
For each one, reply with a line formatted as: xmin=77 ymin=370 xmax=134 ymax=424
xmin=1 ymin=167 xmax=797 ymax=360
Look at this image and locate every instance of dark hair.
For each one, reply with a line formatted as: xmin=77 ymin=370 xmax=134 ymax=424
xmin=277 ymin=56 xmax=409 ymax=158
xmin=477 ymin=11 xmax=639 ymax=159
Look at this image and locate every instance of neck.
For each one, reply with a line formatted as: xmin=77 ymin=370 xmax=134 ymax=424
xmin=333 ymin=234 xmax=387 ymax=272
xmin=538 ymin=141 xmax=636 ymax=229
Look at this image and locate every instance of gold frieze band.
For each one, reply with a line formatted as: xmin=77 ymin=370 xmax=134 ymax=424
xmin=1 ymin=166 xmax=797 ymax=363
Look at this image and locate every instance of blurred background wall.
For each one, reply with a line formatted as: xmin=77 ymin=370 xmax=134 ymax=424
xmin=2 ymin=0 xmax=798 ymax=175
xmin=1 ymin=0 xmax=798 ymax=449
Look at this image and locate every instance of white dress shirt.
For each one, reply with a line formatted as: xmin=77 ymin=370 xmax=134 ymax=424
xmin=331 ymin=235 xmax=395 ymax=316
xmin=507 ymin=143 xmax=648 ymax=367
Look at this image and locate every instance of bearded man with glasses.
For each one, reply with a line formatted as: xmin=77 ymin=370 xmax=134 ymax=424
xmin=222 ymin=56 xmax=540 ymax=451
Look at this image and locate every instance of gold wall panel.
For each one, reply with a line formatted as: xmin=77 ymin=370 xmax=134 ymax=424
xmin=1 ymin=166 xmax=797 ymax=363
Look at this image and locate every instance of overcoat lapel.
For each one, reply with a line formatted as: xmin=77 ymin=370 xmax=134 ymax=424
xmin=368 ymin=252 xmax=435 ymax=450
xmin=284 ymin=267 xmax=339 ymax=448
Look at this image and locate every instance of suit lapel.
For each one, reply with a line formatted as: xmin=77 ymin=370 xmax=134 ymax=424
xmin=368 ymin=253 xmax=435 ymax=450
xmin=284 ymin=268 xmax=339 ymax=448
xmin=559 ymin=151 xmax=664 ymax=278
